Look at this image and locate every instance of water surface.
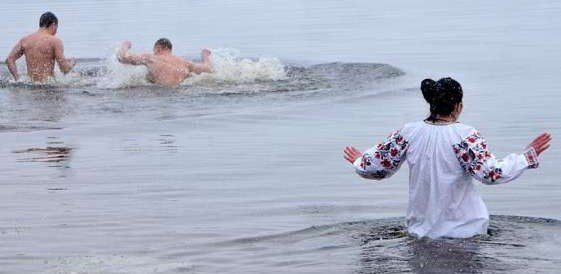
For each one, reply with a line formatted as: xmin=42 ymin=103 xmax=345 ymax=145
xmin=1 ymin=1 xmax=561 ymax=273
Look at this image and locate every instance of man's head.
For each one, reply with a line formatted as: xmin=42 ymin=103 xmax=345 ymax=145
xmin=39 ymin=12 xmax=58 ymax=35
xmin=153 ymin=38 xmax=173 ymax=54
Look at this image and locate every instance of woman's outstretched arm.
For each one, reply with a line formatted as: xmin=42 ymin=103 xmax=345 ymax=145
xmin=344 ymin=130 xmax=409 ymax=180
xmin=454 ymin=131 xmax=551 ymax=185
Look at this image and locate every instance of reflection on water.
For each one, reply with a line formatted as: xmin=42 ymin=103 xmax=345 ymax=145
xmin=13 ymin=138 xmax=72 ymax=168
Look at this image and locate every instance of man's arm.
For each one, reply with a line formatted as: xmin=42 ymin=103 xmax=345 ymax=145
xmin=117 ymin=41 xmax=150 ymax=66
xmin=53 ymin=38 xmax=76 ymax=74
xmin=187 ymin=49 xmax=212 ymax=74
xmin=6 ymin=40 xmax=24 ymax=81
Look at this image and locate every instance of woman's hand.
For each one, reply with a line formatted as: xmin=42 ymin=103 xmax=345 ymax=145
xmin=344 ymin=146 xmax=363 ymax=164
xmin=527 ymin=132 xmax=552 ymax=156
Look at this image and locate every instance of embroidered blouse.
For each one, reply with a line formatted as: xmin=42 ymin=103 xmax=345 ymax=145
xmin=353 ymin=121 xmax=539 ymax=239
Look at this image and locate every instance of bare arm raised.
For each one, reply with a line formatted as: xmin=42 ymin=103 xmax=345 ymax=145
xmin=117 ymin=41 xmax=151 ymax=66
xmin=187 ymin=49 xmax=212 ymax=74
xmin=6 ymin=40 xmax=24 ymax=81
xmin=53 ymin=38 xmax=75 ymax=74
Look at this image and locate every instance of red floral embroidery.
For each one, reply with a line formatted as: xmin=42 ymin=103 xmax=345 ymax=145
xmin=488 ymin=169 xmax=502 ymax=181
xmin=359 ymin=130 xmax=409 ymax=179
xmin=381 ymin=159 xmax=392 ymax=168
xmin=453 ymin=131 xmax=503 ymax=183
xmin=461 ymin=153 xmax=469 ymax=162
xmin=524 ymin=148 xmax=539 ymax=168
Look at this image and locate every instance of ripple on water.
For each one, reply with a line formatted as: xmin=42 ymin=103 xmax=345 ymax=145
xmin=25 ymin=215 xmax=559 ymax=273
xmin=0 ymin=124 xmax=63 ymax=133
xmin=182 ymin=215 xmax=561 ymax=273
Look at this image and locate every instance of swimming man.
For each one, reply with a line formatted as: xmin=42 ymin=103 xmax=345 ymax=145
xmin=117 ymin=38 xmax=212 ymax=87
xmin=5 ymin=12 xmax=76 ymax=82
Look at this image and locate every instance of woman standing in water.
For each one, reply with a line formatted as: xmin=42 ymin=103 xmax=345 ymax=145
xmin=344 ymin=77 xmax=552 ymax=239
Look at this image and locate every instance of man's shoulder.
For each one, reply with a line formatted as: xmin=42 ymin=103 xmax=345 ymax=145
xmin=173 ymin=56 xmax=193 ymax=67
xmin=19 ymin=33 xmax=36 ymax=45
xmin=23 ymin=33 xmax=62 ymax=47
xmin=48 ymin=36 xmax=63 ymax=46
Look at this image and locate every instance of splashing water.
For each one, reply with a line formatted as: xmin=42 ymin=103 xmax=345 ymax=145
xmin=96 ymin=48 xmax=151 ymax=89
xmin=185 ymin=48 xmax=287 ymax=84
xmin=95 ymin=47 xmax=287 ymax=89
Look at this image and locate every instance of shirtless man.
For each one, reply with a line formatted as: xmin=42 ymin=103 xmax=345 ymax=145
xmin=117 ymin=38 xmax=212 ymax=87
xmin=5 ymin=12 xmax=76 ymax=82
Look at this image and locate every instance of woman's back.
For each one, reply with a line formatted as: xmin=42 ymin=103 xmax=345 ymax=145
xmin=402 ymin=121 xmax=488 ymax=238
xmin=344 ymin=77 xmax=550 ymax=239
xmin=352 ymin=120 xmax=539 ymax=238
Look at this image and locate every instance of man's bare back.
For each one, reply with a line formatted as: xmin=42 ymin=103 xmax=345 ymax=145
xmin=117 ymin=39 xmax=211 ymax=87
xmin=5 ymin=12 xmax=75 ymax=82
xmin=142 ymin=53 xmax=192 ymax=87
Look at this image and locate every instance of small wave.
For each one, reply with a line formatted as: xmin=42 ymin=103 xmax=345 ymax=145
xmin=0 ymin=124 xmax=63 ymax=133
xmin=216 ymin=215 xmax=560 ymax=245
xmin=196 ymin=215 xmax=561 ymax=273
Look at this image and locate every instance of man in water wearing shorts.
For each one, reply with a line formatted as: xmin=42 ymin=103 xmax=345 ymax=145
xmin=117 ymin=38 xmax=212 ymax=87
xmin=5 ymin=12 xmax=76 ymax=82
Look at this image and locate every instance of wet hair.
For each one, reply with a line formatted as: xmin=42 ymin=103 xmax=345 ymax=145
xmin=154 ymin=38 xmax=172 ymax=50
xmin=39 ymin=12 xmax=58 ymax=28
xmin=421 ymin=77 xmax=463 ymax=120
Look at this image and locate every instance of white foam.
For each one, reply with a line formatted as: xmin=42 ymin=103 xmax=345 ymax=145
xmin=183 ymin=48 xmax=287 ymax=85
xmin=55 ymin=71 xmax=97 ymax=87
xmin=96 ymin=47 xmax=150 ymax=89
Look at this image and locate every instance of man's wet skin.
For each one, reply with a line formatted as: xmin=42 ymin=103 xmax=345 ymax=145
xmin=5 ymin=12 xmax=75 ymax=82
xmin=117 ymin=38 xmax=212 ymax=87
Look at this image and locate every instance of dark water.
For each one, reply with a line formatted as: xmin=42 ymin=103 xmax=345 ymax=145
xmin=1 ymin=1 xmax=561 ymax=273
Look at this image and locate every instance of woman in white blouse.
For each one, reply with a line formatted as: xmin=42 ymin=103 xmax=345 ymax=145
xmin=344 ymin=77 xmax=552 ymax=239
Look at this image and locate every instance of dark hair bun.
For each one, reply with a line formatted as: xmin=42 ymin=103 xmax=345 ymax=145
xmin=420 ymin=77 xmax=463 ymax=117
xmin=421 ymin=78 xmax=437 ymax=104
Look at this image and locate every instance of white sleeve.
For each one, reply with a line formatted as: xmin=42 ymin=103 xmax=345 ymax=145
xmin=453 ymin=130 xmax=539 ymax=185
xmin=353 ymin=130 xmax=409 ymax=180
